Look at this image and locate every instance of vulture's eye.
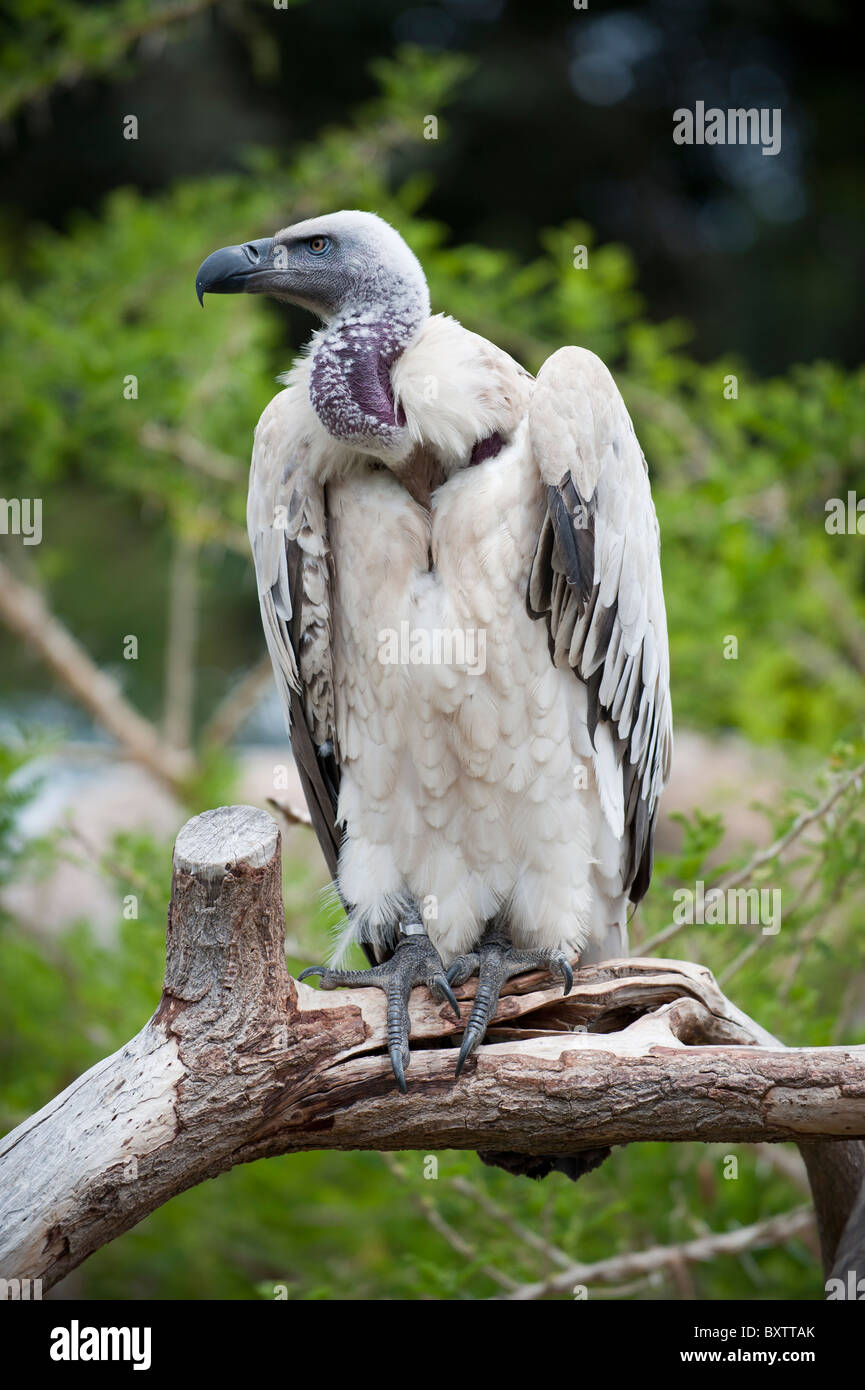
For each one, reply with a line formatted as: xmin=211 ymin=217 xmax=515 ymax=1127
xmin=306 ymin=236 xmax=331 ymax=256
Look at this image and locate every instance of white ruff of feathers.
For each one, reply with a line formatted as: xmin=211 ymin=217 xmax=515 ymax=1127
xmin=247 ymin=212 xmax=672 ymax=970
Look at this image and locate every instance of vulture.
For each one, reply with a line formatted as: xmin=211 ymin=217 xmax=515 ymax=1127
xmin=196 ymin=212 xmax=672 ymax=1169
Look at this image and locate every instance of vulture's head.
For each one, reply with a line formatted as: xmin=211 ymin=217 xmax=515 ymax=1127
xmin=195 ymin=210 xmax=430 ymax=329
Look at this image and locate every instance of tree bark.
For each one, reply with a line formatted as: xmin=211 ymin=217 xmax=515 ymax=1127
xmin=0 ymin=804 xmax=863 ymax=1294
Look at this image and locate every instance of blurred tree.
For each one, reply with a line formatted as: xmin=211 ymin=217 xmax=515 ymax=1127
xmin=1 ymin=45 xmax=863 ymax=749
xmin=2 ymin=0 xmax=862 ymax=372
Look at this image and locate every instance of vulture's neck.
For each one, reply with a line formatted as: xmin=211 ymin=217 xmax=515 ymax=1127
xmin=308 ymin=305 xmax=423 ymax=462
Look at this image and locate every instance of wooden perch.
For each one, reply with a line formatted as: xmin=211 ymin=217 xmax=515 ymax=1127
xmin=0 ymin=804 xmax=863 ymax=1295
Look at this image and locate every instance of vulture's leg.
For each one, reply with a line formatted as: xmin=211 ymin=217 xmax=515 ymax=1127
xmin=299 ymin=924 xmax=459 ymax=1093
xmin=447 ymin=924 xmax=573 ymax=1077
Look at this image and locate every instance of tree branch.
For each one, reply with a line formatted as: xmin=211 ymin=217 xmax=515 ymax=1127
xmin=0 ymin=555 xmax=192 ymax=792
xmin=638 ymin=754 xmax=865 ymax=956
xmin=138 ymin=422 xmax=243 ymax=484
xmin=203 ymin=656 xmax=275 ymax=748
xmin=497 ymin=1206 xmax=816 ymax=1302
xmin=0 ymin=804 xmax=862 ymax=1295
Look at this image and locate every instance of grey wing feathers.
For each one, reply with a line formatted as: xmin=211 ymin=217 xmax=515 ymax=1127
xmin=247 ymin=396 xmax=343 ymax=880
xmin=527 ymin=346 xmax=672 ymax=903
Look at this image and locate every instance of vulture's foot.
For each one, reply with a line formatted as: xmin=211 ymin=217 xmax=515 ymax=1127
xmin=447 ymin=926 xmax=573 ymax=1077
xmin=299 ymin=930 xmax=459 ymax=1094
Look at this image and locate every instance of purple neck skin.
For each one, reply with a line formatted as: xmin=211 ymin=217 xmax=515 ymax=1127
xmin=309 ymin=315 xmax=416 ymax=454
xmin=470 ymin=431 xmax=504 ymax=466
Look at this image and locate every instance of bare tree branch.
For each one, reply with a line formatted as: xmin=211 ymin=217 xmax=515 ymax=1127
xmin=448 ymin=1175 xmax=573 ymax=1271
xmin=267 ymin=795 xmax=313 ymax=829
xmin=138 ymin=423 xmax=243 ymax=484
xmin=203 ymin=656 xmax=275 ymax=748
xmin=380 ymin=1155 xmax=518 ymax=1291
xmin=714 ymin=757 xmax=865 ymax=892
xmin=497 ymin=1206 xmax=815 ymax=1302
xmin=0 ymin=804 xmax=862 ymax=1296
xmin=639 ymin=755 xmax=865 ymax=956
xmin=0 ymin=555 xmax=192 ymax=792
xmin=799 ymin=1138 xmax=865 ymax=1283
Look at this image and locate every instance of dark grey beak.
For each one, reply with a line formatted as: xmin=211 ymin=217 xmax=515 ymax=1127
xmin=195 ymin=237 xmax=274 ymax=305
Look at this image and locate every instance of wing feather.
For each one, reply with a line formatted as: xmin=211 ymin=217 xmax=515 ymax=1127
xmin=247 ymin=392 xmax=343 ymax=882
xmin=527 ymin=346 xmax=672 ymax=903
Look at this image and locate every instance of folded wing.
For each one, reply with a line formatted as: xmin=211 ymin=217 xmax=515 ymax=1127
xmin=247 ymin=392 xmax=342 ymax=880
xmin=527 ymin=346 xmax=672 ymax=902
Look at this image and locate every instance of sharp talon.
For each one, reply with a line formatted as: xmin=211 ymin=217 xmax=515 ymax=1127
xmin=455 ymin=1027 xmax=481 ymax=1076
xmin=455 ymin=983 xmax=493 ymax=1076
xmin=389 ymin=1043 xmax=407 ymax=1094
xmin=560 ymin=959 xmax=574 ymax=995
xmin=435 ymin=975 xmax=461 ymax=1019
xmin=297 ymin=929 xmax=455 ymax=1092
xmin=445 ymin=953 xmax=478 ymax=989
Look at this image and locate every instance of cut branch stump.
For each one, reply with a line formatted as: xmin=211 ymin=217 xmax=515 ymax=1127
xmin=1 ymin=805 xmax=863 ymax=1294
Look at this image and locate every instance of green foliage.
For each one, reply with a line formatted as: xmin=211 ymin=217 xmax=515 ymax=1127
xmin=2 ymin=728 xmax=863 ymax=1300
xmin=0 ymin=734 xmax=43 ymax=893
xmin=3 ymin=44 xmax=863 ymax=746
xmin=0 ymin=1 xmax=267 ymax=122
xmin=0 ymin=730 xmax=57 ymax=912
xmin=637 ymin=742 xmax=865 ymax=1048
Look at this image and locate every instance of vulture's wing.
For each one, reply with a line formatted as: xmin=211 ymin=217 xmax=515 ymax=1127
xmin=247 ymin=393 xmax=343 ymax=883
xmin=527 ymin=347 xmax=672 ymax=902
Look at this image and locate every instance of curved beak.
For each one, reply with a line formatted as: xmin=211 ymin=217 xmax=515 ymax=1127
xmin=195 ymin=237 xmax=275 ymax=305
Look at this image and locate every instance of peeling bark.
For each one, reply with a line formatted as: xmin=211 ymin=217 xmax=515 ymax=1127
xmin=0 ymin=804 xmax=862 ymax=1294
